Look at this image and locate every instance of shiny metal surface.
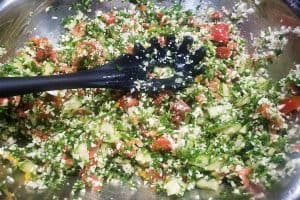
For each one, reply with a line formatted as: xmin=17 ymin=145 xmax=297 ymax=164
xmin=0 ymin=0 xmax=299 ymax=199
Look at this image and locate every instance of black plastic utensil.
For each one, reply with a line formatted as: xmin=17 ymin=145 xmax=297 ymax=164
xmin=284 ymin=0 xmax=300 ymax=16
xmin=0 ymin=36 xmax=206 ymax=97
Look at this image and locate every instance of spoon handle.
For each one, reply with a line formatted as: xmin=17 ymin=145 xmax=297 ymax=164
xmin=0 ymin=64 xmax=128 ymax=97
xmin=284 ymin=0 xmax=300 ymax=15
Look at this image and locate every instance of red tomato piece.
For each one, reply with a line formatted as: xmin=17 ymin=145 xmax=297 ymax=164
xmin=118 ymin=96 xmax=139 ymax=109
xmin=257 ymin=103 xmax=270 ymax=118
xmin=0 ymin=98 xmax=9 ymax=106
xmin=151 ymin=137 xmax=172 ymax=152
xmin=103 ymin=13 xmax=116 ymax=25
xmin=211 ymin=23 xmax=230 ymax=44
xmin=216 ymin=47 xmax=232 ymax=59
xmin=153 ymin=92 xmax=170 ymax=105
xmin=247 ymin=182 xmax=265 ymax=195
xmin=31 ymin=129 xmax=49 ymax=141
xmin=158 ymin=36 xmax=166 ymax=47
xmin=138 ymin=5 xmax=147 ymax=12
xmin=171 ymin=99 xmax=191 ymax=114
xmin=35 ymin=48 xmax=47 ymax=62
xmin=210 ymin=11 xmax=222 ymax=21
xmin=280 ymin=96 xmax=300 ymax=114
xmin=72 ymin=22 xmax=86 ymax=37
xmin=237 ymin=166 xmax=265 ymax=195
xmin=195 ymin=94 xmax=206 ymax=105
xmin=61 ymin=153 xmax=74 ymax=168
xmin=142 ymin=169 xmax=163 ymax=182
xmin=237 ymin=167 xmax=252 ymax=188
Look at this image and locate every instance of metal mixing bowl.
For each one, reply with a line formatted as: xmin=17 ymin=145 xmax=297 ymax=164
xmin=0 ymin=0 xmax=299 ymax=199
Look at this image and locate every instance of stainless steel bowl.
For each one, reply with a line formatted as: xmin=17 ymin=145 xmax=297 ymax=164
xmin=0 ymin=0 xmax=299 ymax=199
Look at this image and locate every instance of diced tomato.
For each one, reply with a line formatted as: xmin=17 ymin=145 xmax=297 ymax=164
xmin=156 ymin=11 xmax=164 ymax=19
xmin=49 ymin=50 xmax=57 ymax=62
xmin=287 ymin=83 xmax=300 ymax=94
xmin=153 ymin=92 xmax=170 ymax=105
xmin=171 ymin=114 xmax=185 ymax=125
xmin=247 ymin=182 xmax=265 ymax=195
xmin=113 ymin=141 xmax=124 ymax=155
xmin=258 ymin=103 xmax=284 ymax=130
xmin=125 ymin=149 xmax=138 ymax=158
xmin=31 ymin=37 xmax=56 ymax=63
xmin=102 ymin=13 xmax=116 ymax=25
xmin=35 ymin=46 xmax=55 ymax=62
xmin=227 ymin=41 xmax=238 ymax=50
xmin=236 ymin=166 xmax=265 ymax=195
xmin=0 ymin=96 xmax=20 ymax=107
xmin=151 ymin=137 xmax=172 ymax=152
xmin=35 ymin=48 xmax=47 ymax=62
xmin=158 ymin=36 xmax=166 ymax=47
xmin=139 ymin=169 xmax=163 ymax=182
xmin=16 ymin=108 xmax=27 ymax=118
xmin=8 ymin=96 xmax=21 ymax=106
xmin=72 ymin=22 xmax=86 ymax=37
xmin=171 ymin=99 xmax=191 ymax=125
xmin=156 ymin=11 xmax=168 ymax=26
xmin=0 ymin=98 xmax=9 ymax=106
xmin=280 ymin=96 xmax=300 ymax=114
xmin=142 ymin=23 xmax=150 ymax=29
xmin=31 ymin=129 xmax=49 ymax=141
xmin=48 ymin=95 xmax=63 ymax=108
xmin=216 ymin=46 xmax=232 ymax=59
xmin=76 ymin=41 xmax=97 ymax=55
xmin=237 ymin=167 xmax=252 ymax=188
xmin=210 ymin=11 xmax=222 ymax=21
xmin=171 ymin=99 xmax=191 ymax=113
xmin=211 ymin=23 xmax=230 ymax=44
xmin=89 ymin=146 xmax=99 ymax=160
xmin=117 ymin=96 xmax=139 ymax=109
xmin=61 ymin=153 xmax=74 ymax=168
xmin=81 ymin=173 xmax=102 ymax=192
xmin=126 ymin=45 xmax=134 ymax=54
xmin=139 ymin=125 xmax=158 ymax=138
xmin=257 ymin=103 xmax=270 ymax=118
xmin=138 ymin=5 xmax=147 ymax=12
xmin=88 ymin=175 xmax=102 ymax=192
xmin=195 ymin=94 xmax=206 ymax=105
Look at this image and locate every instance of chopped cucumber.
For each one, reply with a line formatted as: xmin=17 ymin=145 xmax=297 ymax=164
xmin=221 ymin=83 xmax=230 ymax=97
xmin=63 ymin=96 xmax=82 ymax=113
xmin=196 ymin=178 xmax=220 ymax=191
xmin=18 ymin=160 xmax=37 ymax=173
xmin=189 ymin=154 xmax=209 ymax=168
xmin=42 ymin=62 xmax=55 ymax=75
xmin=235 ymin=96 xmax=250 ymax=107
xmin=211 ymin=123 xmax=242 ymax=136
xmin=207 ymin=105 xmax=231 ymax=118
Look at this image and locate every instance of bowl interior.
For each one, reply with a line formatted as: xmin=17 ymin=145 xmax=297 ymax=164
xmin=0 ymin=0 xmax=300 ymax=199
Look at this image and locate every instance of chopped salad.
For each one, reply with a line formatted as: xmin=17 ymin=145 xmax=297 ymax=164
xmin=0 ymin=1 xmax=300 ymax=199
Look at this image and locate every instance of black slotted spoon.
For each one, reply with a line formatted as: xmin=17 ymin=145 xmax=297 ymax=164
xmin=0 ymin=35 xmax=206 ymax=97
